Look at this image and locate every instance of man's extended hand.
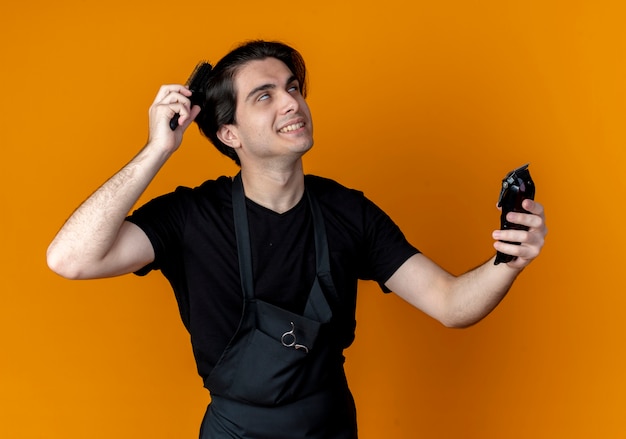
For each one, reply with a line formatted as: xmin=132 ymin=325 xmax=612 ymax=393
xmin=492 ymin=198 xmax=547 ymax=269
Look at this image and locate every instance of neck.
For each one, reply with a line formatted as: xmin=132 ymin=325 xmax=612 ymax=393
xmin=239 ymin=160 xmax=305 ymax=214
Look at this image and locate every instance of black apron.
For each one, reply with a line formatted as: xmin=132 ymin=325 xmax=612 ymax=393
xmin=199 ymin=173 xmax=357 ymax=439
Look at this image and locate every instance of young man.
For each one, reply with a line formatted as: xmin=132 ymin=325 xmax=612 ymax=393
xmin=47 ymin=41 xmax=547 ymax=438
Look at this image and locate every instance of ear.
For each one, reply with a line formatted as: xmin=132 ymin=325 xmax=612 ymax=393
xmin=217 ymin=124 xmax=241 ymax=149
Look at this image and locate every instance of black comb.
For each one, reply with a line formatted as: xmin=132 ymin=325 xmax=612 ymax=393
xmin=169 ymin=61 xmax=213 ymax=130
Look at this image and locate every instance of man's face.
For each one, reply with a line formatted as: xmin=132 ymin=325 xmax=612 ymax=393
xmin=225 ymin=57 xmax=314 ymax=166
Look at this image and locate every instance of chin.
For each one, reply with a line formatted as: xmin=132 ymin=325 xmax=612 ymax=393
xmin=299 ymin=139 xmax=314 ymax=154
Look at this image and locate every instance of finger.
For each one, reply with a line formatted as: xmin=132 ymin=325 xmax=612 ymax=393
xmin=505 ymin=210 xmax=545 ymax=230
xmin=522 ymin=199 xmax=545 ymax=217
xmin=153 ymin=99 xmax=193 ymax=117
xmin=493 ymin=229 xmax=528 ymax=244
xmin=150 ymin=94 xmax=192 ymax=127
xmin=159 ymin=90 xmax=192 ymax=108
xmin=493 ymin=225 xmax=544 ymax=260
xmin=149 ymin=101 xmax=192 ymax=136
xmin=493 ymin=240 xmax=522 ymax=259
xmin=153 ymin=84 xmax=192 ymax=103
xmin=493 ymin=239 xmax=540 ymax=262
xmin=163 ymin=102 xmax=194 ymax=127
xmin=177 ymin=105 xmax=202 ymax=128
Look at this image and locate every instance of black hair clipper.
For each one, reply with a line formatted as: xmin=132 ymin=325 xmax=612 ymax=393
xmin=494 ymin=163 xmax=535 ymax=265
xmin=169 ymin=61 xmax=213 ymax=130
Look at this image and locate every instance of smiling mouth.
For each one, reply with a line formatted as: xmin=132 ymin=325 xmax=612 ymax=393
xmin=279 ymin=122 xmax=305 ymax=133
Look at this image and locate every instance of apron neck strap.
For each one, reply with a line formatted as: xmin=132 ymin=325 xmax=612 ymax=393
xmin=231 ymin=172 xmax=331 ymax=300
xmin=232 ymin=173 xmax=254 ymax=300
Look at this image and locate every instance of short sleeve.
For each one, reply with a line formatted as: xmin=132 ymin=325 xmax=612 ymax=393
xmin=125 ymin=187 xmax=192 ymax=276
xmin=359 ymin=197 xmax=419 ymax=292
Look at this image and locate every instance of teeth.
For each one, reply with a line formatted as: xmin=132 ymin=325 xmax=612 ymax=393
xmin=279 ymin=122 xmax=304 ymax=133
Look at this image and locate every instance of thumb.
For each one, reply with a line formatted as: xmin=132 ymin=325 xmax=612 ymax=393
xmin=179 ymin=105 xmax=202 ymax=129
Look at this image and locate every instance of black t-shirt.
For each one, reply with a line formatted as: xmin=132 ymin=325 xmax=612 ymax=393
xmin=127 ymin=175 xmax=419 ymax=381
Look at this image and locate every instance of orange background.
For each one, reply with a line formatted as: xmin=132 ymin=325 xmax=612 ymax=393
xmin=2 ymin=0 xmax=625 ymax=438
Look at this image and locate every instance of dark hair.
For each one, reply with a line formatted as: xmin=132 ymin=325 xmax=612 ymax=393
xmin=195 ymin=40 xmax=308 ymax=166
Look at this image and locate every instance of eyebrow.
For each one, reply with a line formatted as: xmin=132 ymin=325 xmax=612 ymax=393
xmin=245 ymin=75 xmax=298 ymax=102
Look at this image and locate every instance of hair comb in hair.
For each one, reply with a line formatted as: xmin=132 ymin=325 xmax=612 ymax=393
xmin=169 ymin=61 xmax=213 ymax=130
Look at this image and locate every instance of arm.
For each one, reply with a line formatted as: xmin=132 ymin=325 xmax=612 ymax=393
xmin=385 ymin=199 xmax=547 ymax=328
xmin=46 ymin=85 xmax=201 ymax=279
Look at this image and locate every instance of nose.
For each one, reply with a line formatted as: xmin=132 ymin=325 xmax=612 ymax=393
xmin=281 ymin=90 xmax=299 ymax=114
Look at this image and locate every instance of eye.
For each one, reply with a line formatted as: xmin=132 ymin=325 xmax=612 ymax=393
xmin=258 ymin=93 xmax=270 ymax=101
xmin=288 ymin=84 xmax=300 ymax=94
